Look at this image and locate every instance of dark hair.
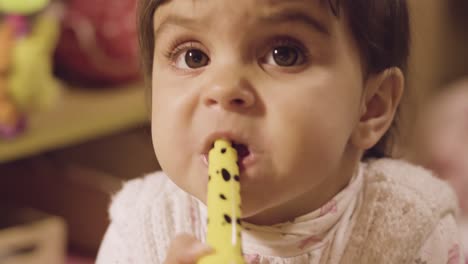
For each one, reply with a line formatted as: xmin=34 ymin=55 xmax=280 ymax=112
xmin=137 ymin=0 xmax=410 ymax=159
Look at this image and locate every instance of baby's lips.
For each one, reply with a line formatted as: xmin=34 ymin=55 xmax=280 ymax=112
xmin=206 ymin=140 xmax=250 ymax=171
xmin=202 ymin=131 xmax=250 ymax=156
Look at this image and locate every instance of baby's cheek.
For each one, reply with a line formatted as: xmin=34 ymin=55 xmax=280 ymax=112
xmin=153 ymin=126 xmax=188 ymax=175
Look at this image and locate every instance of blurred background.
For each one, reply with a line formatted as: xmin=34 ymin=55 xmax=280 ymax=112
xmin=0 ymin=0 xmax=467 ymax=263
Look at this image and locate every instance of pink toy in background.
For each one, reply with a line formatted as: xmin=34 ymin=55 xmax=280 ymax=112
xmin=6 ymin=15 xmax=29 ymax=37
xmin=413 ymin=78 xmax=468 ymax=262
xmin=54 ymin=0 xmax=140 ymax=86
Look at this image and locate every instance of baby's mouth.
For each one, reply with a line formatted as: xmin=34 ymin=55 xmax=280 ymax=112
xmin=202 ymin=142 xmax=251 ymax=170
xmin=233 ymin=142 xmax=251 ymax=168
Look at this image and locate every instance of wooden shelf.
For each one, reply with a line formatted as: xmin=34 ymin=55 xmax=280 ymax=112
xmin=0 ymin=82 xmax=149 ymax=163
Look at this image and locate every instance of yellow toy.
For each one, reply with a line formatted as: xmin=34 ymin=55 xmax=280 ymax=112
xmin=8 ymin=9 xmax=61 ymax=111
xmin=0 ymin=20 xmax=25 ymax=138
xmin=198 ymin=139 xmax=246 ymax=264
xmin=0 ymin=0 xmax=61 ymax=139
xmin=0 ymin=0 xmax=50 ymax=14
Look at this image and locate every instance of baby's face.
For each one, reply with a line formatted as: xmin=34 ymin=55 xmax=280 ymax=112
xmin=151 ymin=0 xmax=366 ymax=224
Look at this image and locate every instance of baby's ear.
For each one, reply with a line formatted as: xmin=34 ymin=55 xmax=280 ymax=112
xmin=351 ymin=67 xmax=404 ymax=150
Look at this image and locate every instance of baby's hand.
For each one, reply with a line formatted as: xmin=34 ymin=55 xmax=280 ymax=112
xmin=164 ymin=234 xmax=213 ymax=264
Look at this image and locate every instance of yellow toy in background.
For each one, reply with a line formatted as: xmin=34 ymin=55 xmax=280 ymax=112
xmin=0 ymin=0 xmax=50 ymax=14
xmin=0 ymin=20 xmax=25 ymax=138
xmin=198 ymin=139 xmax=246 ymax=264
xmin=8 ymin=9 xmax=61 ymax=111
xmin=0 ymin=0 xmax=61 ymax=139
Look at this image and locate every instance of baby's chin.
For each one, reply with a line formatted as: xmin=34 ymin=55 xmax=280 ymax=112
xmin=239 ymin=197 xmax=289 ymax=225
xmin=241 ymin=208 xmax=289 ymax=226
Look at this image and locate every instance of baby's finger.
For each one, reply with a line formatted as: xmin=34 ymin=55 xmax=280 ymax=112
xmin=164 ymin=233 xmax=213 ymax=264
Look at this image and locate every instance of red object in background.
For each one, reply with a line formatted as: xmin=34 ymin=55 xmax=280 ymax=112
xmin=54 ymin=0 xmax=140 ymax=86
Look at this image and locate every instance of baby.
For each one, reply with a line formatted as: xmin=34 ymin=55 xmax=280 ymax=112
xmin=97 ymin=0 xmax=464 ymax=263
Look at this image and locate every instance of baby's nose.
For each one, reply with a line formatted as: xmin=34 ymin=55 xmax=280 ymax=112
xmin=203 ymin=75 xmax=256 ymax=111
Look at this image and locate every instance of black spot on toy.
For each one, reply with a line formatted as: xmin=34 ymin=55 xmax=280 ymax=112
xmin=220 ymin=194 xmax=227 ymax=200
xmin=221 ymin=148 xmax=226 ymax=154
xmin=234 ymin=175 xmax=240 ymax=182
xmin=224 ymin=214 xmax=232 ymax=224
xmin=222 ymin=168 xmax=231 ymax=181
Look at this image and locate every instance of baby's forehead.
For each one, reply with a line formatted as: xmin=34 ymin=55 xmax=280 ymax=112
xmin=153 ymin=0 xmax=333 ymax=34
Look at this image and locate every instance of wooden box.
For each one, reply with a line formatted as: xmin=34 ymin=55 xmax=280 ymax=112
xmin=0 ymin=206 xmax=66 ymax=264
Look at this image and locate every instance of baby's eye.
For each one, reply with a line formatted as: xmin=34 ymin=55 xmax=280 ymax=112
xmin=174 ymin=48 xmax=210 ymax=69
xmin=265 ymin=46 xmax=305 ymax=67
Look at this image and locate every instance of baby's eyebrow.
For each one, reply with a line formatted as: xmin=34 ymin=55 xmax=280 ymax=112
xmin=260 ymin=10 xmax=330 ymax=36
xmin=154 ymin=15 xmax=195 ymax=41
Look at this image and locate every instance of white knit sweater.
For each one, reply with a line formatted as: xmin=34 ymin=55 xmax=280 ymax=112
xmin=96 ymin=159 xmax=464 ymax=263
